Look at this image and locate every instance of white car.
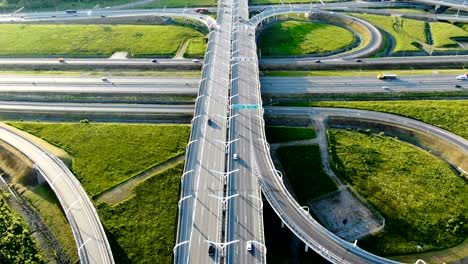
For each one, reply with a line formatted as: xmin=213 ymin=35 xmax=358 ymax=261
xmin=456 ymin=74 xmax=467 ymax=80
xmin=233 ymin=153 xmax=238 ymax=160
xmin=246 ymin=241 xmax=253 ymax=252
xmin=192 ymin=59 xmax=200 ymax=63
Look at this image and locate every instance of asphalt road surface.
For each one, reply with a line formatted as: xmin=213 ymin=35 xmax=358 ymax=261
xmin=261 ymin=75 xmax=468 ymax=95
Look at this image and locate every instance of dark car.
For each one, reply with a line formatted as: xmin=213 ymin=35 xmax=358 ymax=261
xmin=208 ymin=243 xmax=215 ymax=256
xmin=455 ymin=84 xmax=462 ymax=88
xmin=315 ymin=60 xmax=321 ymax=63
xmin=207 ymin=118 xmax=213 ymax=126
xmin=356 ymin=59 xmax=362 ymax=62
xmin=151 ymin=59 xmax=158 ymax=63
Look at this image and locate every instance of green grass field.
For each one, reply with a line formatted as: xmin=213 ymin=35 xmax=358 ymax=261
xmin=8 ymin=122 xmax=190 ymax=196
xmin=20 ymin=184 xmax=78 ymax=262
xmin=0 ymin=24 xmax=204 ymax=57
xmin=2 ymin=0 xmax=130 ymax=11
xmin=184 ymin=37 xmax=207 ymax=58
xmin=265 ymin=126 xmax=316 ymax=143
xmin=351 ymin=14 xmax=426 ymax=53
xmin=430 ymin=22 xmax=468 ymax=48
xmin=276 ymin=145 xmax=337 ymax=204
xmin=328 ymin=129 xmax=468 ymax=255
xmin=98 ymin=163 xmax=183 ymax=263
xmin=258 ymin=21 xmax=355 ymax=56
xmin=274 ymin=100 xmax=468 ymax=139
xmin=0 ymin=193 xmax=45 ymax=264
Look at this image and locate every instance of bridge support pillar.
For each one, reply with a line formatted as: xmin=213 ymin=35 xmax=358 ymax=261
xmin=33 ymin=164 xmax=46 ymax=185
xmin=304 ymin=244 xmax=308 ymax=252
xmin=281 ymin=221 xmax=284 ymax=228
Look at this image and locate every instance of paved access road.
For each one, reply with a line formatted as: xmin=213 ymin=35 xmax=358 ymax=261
xmin=0 ymin=124 xmax=114 ymax=264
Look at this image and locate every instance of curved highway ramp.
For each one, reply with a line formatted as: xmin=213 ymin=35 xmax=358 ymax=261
xmin=0 ymin=124 xmax=114 ymax=264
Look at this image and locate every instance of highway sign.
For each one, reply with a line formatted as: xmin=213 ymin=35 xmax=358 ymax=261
xmin=232 ymin=104 xmax=259 ymax=110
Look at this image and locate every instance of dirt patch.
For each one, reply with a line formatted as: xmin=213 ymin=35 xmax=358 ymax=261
xmin=309 ymin=186 xmax=384 ymax=242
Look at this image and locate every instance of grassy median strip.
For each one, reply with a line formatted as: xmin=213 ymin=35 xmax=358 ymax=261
xmin=277 ymin=145 xmax=337 ymax=204
xmin=0 ymin=24 xmax=205 ymax=57
xmin=8 ymin=122 xmax=190 ymax=196
xmin=258 ymin=21 xmax=355 ymax=56
xmin=274 ymin=100 xmax=468 ymax=139
xmin=328 ymin=129 xmax=468 ymax=255
xmin=266 ymin=126 xmax=316 ymax=143
xmin=97 ymin=163 xmax=183 ymax=264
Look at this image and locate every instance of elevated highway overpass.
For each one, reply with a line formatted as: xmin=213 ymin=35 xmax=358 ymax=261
xmin=0 ymin=124 xmax=114 ymax=264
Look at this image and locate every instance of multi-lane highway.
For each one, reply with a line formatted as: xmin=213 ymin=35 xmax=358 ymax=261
xmin=174 ymin=0 xmax=238 ymax=263
xmin=261 ymin=75 xmax=468 ymax=95
xmin=0 ymin=0 xmax=467 ymax=263
xmin=2 ymin=74 xmax=466 ymax=97
xmin=0 ymin=124 xmax=114 ymax=264
xmin=0 ymin=75 xmax=198 ymax=95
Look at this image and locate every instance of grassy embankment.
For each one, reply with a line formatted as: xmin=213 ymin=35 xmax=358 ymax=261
xmin=328 ymin=129 xmax=468 ymax=255
xmin=0 ymin=194 xmax=45 ymax=263
xmin=277 ymin=145 xmax=337 ymax=204
xmin=351 ymin=13 xmax=426 ymax=54
xmin=258 ymin=21 xmax=355 ymax=56
xmin=9 ymin=122 xmax=190 ymax=263
xmin=265 ymin=126 xmax=316 ymax=143
xmin=274 ymin=100 xmax=468 ymax=139
xmin=98 ymin=163 xmax=183 ymax=263
xmin=0 ymin=24 xmax=205 ymax=57
xmin=184 ymin=37 xmax=207 ymax=58
xmin=9 ymin=122 xmax=190 ymax=197
xmin=430 ymin=22 xmax=468 ymax=48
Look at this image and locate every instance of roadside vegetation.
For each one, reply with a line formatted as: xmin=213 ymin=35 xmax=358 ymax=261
xmin=430 ymin=22 xmax=468 ymax=48
xmin=274 ymin=100 xmax=468 ymax=139
xmin=265 ymin=126 xmax=316 ymax=143
xmin=1 ymin=0 xmax=131 ymax=10
xmin=276 ymin=145 xmax=337 ymax=204
xmin=8 ymin=122 xmax=190 ymax=196
xmin=0 ymin=193 xmax=45 ymax=264
xmin=17 ymin=184 xmax=78 ymax=262
xmin=184 ymin=37 xmax=207 ymax=58
xmin=351 ymin=13 xmax=426 ymax=54
xmin=328 ymin=129 xmax=468 ymax=255
xmin=97 ymin=163 xmax=183 ymax=263
xmin=258 ymin=21 xmax=355 ymax=56
xmin=0 ymin=24 xmax=205 ymax=57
